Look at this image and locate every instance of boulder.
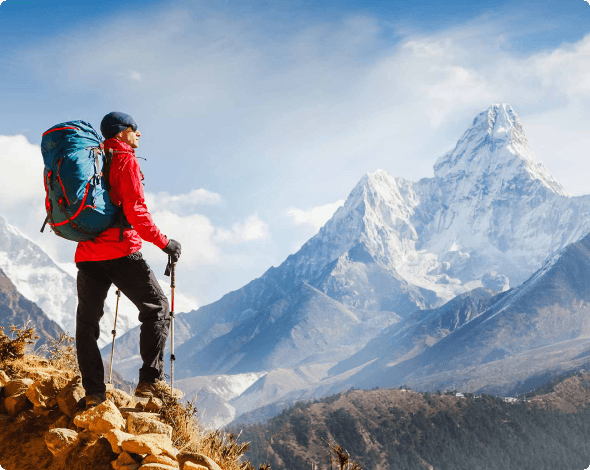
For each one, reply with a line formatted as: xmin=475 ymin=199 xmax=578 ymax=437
xmin=127 ymin=412 xmax=173 ymax=438
xmin=26 ymin=376 xmax=59 ymax=408
xmin=121 ymin=434 xmax=178 ymax=460
xmin=106 ymin=429 xmax=133 ymax=454
xmin=108 ymin=388 xmax=133 ymax=408
xmin=143 ymin=453 xmax=179 ymax=467
xmin=4 ymin=378 xmax=33 ymax=397
xmin=74 ymin=400 xmax=126 ymax=434
xmin=57 ymin=376 xmax=85 ymax=417
xmin=45 ymin=428 xmax=80 ymax=458
xmin=5 ymin=392 xmax=30 ymax=416
xmin=176 ymin=453 xmax=222 ymax=470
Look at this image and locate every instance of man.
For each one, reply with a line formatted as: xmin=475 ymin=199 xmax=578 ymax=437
xmin=75 ymin=111 xmax=182 ymax=408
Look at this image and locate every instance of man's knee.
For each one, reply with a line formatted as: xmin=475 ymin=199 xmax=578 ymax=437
xmin=138 ymin=295 xmax=170 ymax=323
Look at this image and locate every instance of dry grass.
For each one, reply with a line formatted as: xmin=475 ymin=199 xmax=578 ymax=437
xmin=0 ymin=323 xmax=39 ymax=376
xmin=155 ymin=383 xmax=256 ymax=470
xmin=37 ymin=332 xmax=80 ymax=375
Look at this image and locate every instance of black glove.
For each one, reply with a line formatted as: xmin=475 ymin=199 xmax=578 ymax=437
xmin=163 ymin=239 xmax=181 ymax=264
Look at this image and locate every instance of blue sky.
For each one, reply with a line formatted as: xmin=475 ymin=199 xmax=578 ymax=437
xmin=2 ymin=0 xmax=590 ymax=307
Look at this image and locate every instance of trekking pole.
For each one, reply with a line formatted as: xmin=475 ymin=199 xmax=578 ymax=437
xmin=170 ymin=260 xmax=176 ymax=395
xmin=108 ymin=289 xmax=121 ymax=385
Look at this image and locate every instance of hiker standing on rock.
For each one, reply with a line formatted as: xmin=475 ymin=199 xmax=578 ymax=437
xmin=75 ymin=112 xmax=181 ymax=408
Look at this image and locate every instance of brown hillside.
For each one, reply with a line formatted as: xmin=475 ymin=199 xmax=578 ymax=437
xmin=237 ymin=375 xmax=590 ymax=470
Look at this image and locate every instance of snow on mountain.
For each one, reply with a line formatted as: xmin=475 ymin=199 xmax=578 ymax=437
xmin=174 ymin=372 xmax=265 ymax=429
xmin=0 ymin=266 xmax=65 ymax=345
xmin=0 ymin=215 xmax=139 ymax=347
xmin=343 ymin=231 xmax=590 ymax=395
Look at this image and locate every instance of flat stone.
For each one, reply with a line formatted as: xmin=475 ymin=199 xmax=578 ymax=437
xmin=183 ymin=463 xmax=208 ymax=470
xmin=106 ymin=429 xmax=134 ymax=454
xmin=45 ymin=428 xmax=79 ymax=458
xmin=74 ymin=399 xmax=126 ymax=434
xmin=120 ymin=409 xmax=160 ymax=420
xmin=4 ymin=378 xmax=33 ymax=397
xmin=127 ymin=412 xmax=173 ymax=438
xmin=121 ymin=433 xmax=178 ymax=460
xmin=143 ymin=453 xmax=179 ymax=466
xmin=139 ymin=464 xmax=178 ymax=470
xmin=177 ymin=453 xmax=222 ymax=470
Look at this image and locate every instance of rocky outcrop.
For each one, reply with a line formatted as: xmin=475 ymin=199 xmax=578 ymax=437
xmin=0 ymin=364 xmax=229 ymax=470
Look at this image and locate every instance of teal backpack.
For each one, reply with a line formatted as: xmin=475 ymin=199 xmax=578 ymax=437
xmin=40 ymin=120 xmax=119 ymax=241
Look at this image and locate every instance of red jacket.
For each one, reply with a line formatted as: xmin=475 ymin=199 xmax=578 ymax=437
xmin=75 ymin=138 xmax=168 ymax=262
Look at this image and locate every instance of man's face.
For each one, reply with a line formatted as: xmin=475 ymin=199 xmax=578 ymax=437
xmin=117 ymin=127 xmax=141 ymax=148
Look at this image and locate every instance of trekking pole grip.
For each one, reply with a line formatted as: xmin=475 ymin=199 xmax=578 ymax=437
xmin=164 ymin=255 xmax=172 ymax=276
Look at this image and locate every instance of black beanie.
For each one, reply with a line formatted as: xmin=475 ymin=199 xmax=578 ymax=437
xmin=100 ymin=112 xmax=137 ymax=140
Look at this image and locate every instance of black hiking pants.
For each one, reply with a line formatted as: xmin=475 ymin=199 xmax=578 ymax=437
xmin=76 ymin=252 xmax=170 ymax=396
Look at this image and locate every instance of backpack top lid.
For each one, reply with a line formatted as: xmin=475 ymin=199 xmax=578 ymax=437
xmin=41 ymin=120 xmax=102 ymax=168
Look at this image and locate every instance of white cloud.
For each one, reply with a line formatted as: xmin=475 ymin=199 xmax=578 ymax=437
xmin=287 ymin=200 xmax=345 ymax=232
xmin=145 ymin=189 xmax=222 ymax=215
xmin=215 ymin=214 xmax=269 ymax=244
xmin=0 ymin=135 xmax=44 ymax=207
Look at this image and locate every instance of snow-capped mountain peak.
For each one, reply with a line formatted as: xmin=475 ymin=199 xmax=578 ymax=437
xmin=433 ymin=103 xmax=567 ymax=197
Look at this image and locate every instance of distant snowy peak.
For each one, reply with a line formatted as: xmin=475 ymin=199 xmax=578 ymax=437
xmin=434 ymin=104 xmax=568 ymax=197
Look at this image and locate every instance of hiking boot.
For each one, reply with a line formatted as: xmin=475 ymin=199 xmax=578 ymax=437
xmin=85 ymin=393 xmax=107 ymax=409
xmin=135 ymin=380 xmax=184 ymax=399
